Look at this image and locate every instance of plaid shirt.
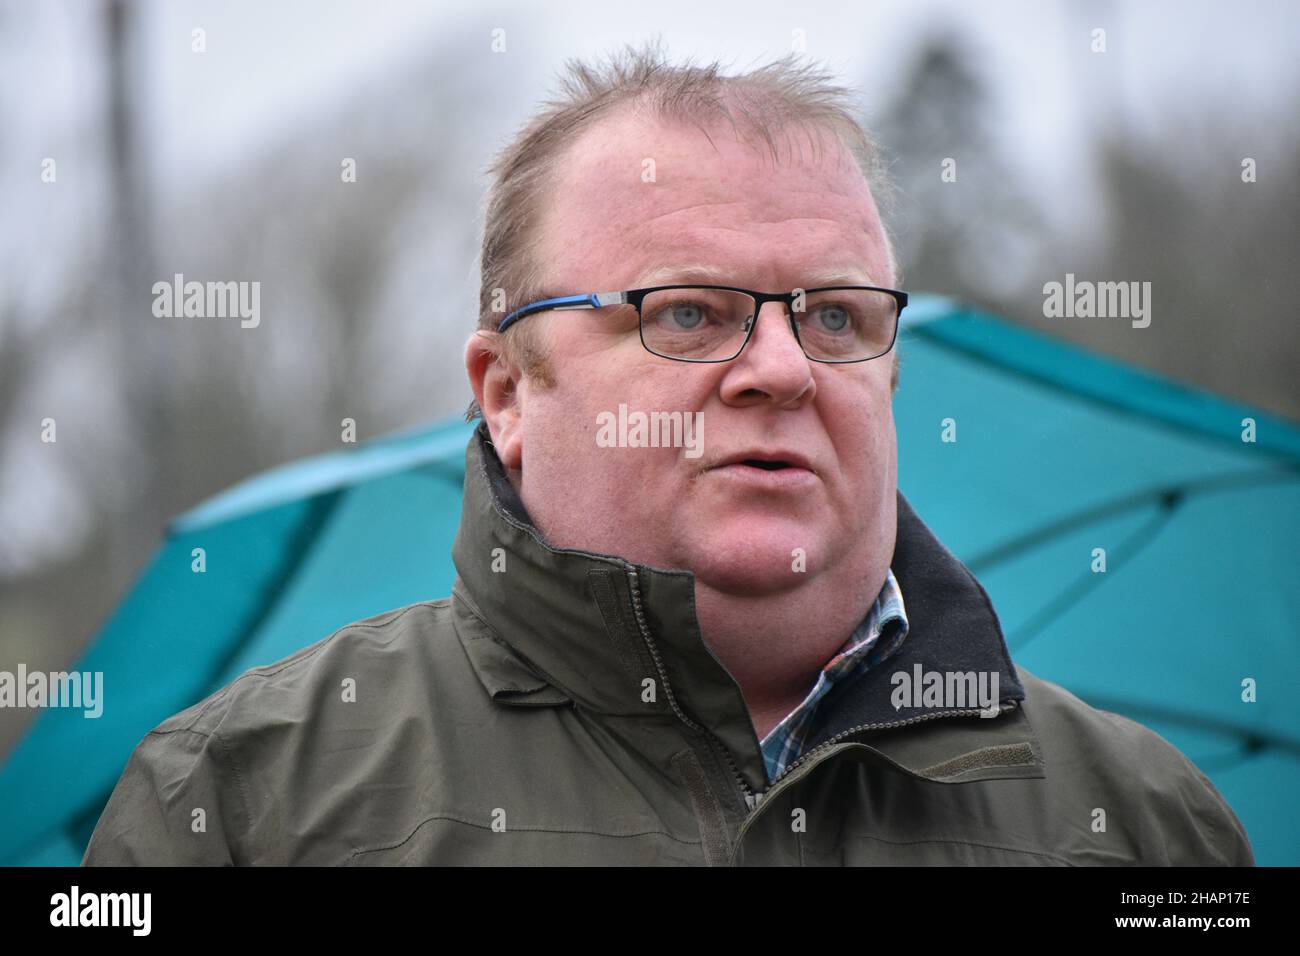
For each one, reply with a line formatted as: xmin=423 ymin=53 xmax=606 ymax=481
xmin=759 ymin=568 xmax=909 ymax=785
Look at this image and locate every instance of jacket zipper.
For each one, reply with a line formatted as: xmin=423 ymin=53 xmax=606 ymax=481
xmin=760 ymin=699 xmax=1022 ymax=794
xmin=624 ymin=568 xmax=758 ymax=807
xmin=725 ymin=702 xmax=1022 ymax=865
xmin=625 ymin=564 xmax=1022 ymax=812
xmin=624 ymin=561 xmax=1032 ymax=868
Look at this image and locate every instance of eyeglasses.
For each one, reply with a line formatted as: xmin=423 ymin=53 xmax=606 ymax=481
xmin=496 ymin=284 xmax=908 ymax=363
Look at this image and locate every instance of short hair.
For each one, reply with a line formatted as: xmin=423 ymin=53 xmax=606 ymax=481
xmin=466 ymin=39 xmax=901 ymax=422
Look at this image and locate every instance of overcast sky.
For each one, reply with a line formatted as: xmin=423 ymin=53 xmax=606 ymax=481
xmin=12 ymin=0 xmax=1299 ymax=220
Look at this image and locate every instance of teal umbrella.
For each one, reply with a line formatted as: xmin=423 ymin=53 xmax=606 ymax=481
xmin=3 ymin=294 xmax=1297 ymax=865
xmin=0 ymin=417 xmax=476 ymax=865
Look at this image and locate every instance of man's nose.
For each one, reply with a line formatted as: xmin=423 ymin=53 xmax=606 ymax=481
xmin=743 ymin=300 xmax=810 ymax=361
xmin=721 ymin=300 xmax=815 ymax=405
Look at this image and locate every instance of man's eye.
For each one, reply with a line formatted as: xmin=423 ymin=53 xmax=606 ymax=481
xmin=654 ymin=302 xmax=709 ymax=329
xmin=813 ymin=304 xmax=852 ymax=332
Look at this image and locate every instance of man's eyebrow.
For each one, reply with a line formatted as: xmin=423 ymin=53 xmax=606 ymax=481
xmin=801 ymin=268 xmax=879 ymax=287
xmin=633 ymin=265 xmax=879 ymax=288
xmin=635 ymin=264 xmax=732 ymax=286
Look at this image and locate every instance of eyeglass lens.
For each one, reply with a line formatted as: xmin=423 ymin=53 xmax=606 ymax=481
xmin=637 ymin=287 xmax=897 ymax=361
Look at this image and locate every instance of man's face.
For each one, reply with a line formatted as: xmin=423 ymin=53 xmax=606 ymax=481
xmin=484 ymin=109 xmax=897 ymax=597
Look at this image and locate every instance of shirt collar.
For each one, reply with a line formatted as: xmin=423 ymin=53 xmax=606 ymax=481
xmin=759 ymin=568 xmax=910 ymax=781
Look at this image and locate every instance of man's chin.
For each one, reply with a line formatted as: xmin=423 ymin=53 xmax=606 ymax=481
xmin=676 ymin=523 xmax=829 ymax=596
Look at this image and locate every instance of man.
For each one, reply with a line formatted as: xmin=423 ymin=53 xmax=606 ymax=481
xmin=83 ymin=47 xmax=1253 ymax=866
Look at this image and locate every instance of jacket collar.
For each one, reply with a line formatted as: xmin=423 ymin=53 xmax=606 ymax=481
xmin=451 ymin=421 xmax=1033 ymax=793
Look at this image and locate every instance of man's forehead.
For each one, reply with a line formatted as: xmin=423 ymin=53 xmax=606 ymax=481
xmin=537 ymin=110 xmax=890 ymax=291
xmin=634 ymin=262 xmax=883 ymax=288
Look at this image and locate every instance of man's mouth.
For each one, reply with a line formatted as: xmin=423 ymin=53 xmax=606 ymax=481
xmin=741 ymin=459 xmax=792 ymax=471
xmin=709 ymin=449 xmax=815 ymax=473
xmin=705 ymin=452 xmax=818 ymax=490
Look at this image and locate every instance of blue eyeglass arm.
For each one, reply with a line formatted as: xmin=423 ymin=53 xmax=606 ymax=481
xmin=497 ymin=291 xmax=629 ymax=333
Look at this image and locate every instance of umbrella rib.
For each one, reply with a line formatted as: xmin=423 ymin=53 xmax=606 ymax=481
xmin=967 ymin=468 xmax=1296 ymax=574
xmin=907 ymin=321 xmax=1300 ymax=469
xmin=204 ymin=490 xmax=346 ymax=692
xmin=1071 ymin=693 xmax=1300 ymax=757
xmin=1186 ymin=743 xmax=1267 ymax=775
xmin=1004 ymin=502 xmax=1176 ymax=654
xmin=200 ymin=467 xmax=464 ymax=692
xmin=412 ymin=463 xmax=467 ymax=487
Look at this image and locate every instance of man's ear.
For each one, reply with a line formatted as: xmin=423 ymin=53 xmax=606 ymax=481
xmin=464 ymin=330 xmax=524 ymax=470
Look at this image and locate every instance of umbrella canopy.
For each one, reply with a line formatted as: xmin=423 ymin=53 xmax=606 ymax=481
xmin=3 ymin=294 xmax=1297 ymax=865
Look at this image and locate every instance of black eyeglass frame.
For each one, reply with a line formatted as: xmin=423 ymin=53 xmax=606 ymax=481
xmin=496 ymin=284 xmax=908 ymax=364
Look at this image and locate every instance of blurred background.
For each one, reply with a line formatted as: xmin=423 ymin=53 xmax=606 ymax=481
xmin=1 ymin=0 xmax=1297 ymax=768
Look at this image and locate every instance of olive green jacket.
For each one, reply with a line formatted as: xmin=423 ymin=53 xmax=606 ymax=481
xmin=83 ymin=423 xmax=1254 ymax=866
